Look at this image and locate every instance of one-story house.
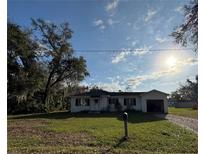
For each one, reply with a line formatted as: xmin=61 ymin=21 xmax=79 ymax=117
xmin=70 ymin=89 xmax=168 ymax=113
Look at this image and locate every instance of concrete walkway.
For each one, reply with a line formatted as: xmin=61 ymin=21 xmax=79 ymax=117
xmin=155 ymin=114 xmax=198 ymax=133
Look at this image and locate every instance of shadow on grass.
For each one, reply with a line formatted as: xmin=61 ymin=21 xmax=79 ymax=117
xmin=117 ymin=111 xmax=168 ymax=123
xmin=8 ymin=111 xmax=167 ymax=124
xmin=114 ymin=136 xmax=128 ymax=148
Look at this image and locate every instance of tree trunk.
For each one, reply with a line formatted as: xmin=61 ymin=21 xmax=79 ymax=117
xmin=42 ymin=86 xmax=49 ymax=105
xmin=42 ymin=70 xmax=54 ymax=106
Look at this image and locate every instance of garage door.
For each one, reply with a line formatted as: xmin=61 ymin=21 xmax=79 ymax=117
xmin=147 ymin=99 xmax=164 ymax=113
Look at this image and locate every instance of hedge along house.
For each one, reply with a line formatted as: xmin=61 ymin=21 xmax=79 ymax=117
xmin=70 ymin=89 xmax=169 ymax=113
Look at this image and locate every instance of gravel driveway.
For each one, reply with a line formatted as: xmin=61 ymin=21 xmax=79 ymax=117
xmin=155 ymin=114 xmax=198 ymax=133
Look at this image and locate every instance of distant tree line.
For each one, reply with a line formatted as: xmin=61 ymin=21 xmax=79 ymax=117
xmin=170 ymin=75 xmax=198 ymax=104
xmin=7 ymin=19 xmax=89 ymax=114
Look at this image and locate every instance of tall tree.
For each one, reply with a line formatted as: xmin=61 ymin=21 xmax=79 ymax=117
xmin=171 ymin=0 xmax=198 ymax=52
xmin=31 ymin=19 xmax=89 ymax=107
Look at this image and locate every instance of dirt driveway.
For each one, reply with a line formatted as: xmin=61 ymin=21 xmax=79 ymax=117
xmin=155 ymin=114 xmax=198 ymax=133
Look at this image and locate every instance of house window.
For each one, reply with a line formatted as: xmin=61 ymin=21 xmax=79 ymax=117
xmin=94 ymin=99 xmax=99 ymax=103
xmin=75 ymin=98 xmax=81 ymax=106
xmin=84 ymin=98 xmax=90 ymax=106
xmin=124 ymin=98 xmax=129 ymax=106
xmin=130 ymin=98 xmax=136 ymax=105
xmin=109 ymin=98 xmax=111 ymax=104
xmin=76 ymin=98 xmax=90 ymax=106
xmin=109 ymin=98 xmax=119 ymax=104
xmin=124 ymin=98 xmax=136 ymax=106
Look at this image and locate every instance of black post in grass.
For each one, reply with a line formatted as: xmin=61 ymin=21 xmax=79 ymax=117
xmin=122 ymin=112 xmax=128 ymax=139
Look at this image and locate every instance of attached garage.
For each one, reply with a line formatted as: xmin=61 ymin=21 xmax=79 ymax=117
xmin=141 ymin=89 xmax=168 ymax=113
xmin=146 ymin=99 xmax=164 ymax=113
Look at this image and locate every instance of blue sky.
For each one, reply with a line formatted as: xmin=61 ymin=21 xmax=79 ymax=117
xmin=8 ymin=0 xmax=198 ymax=93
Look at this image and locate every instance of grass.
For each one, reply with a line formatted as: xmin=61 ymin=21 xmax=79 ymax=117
xmin=8 ymin=111 xmax=198 ymax=154
xmin=168 ymin=107 xmax=198 ymax=119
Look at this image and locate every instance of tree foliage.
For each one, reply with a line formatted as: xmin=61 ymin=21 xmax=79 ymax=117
xmin=170 ymin=75 xmax=198 ymax=103
xmin=7 ymin=19 xmax=89 ymax=114
xmin=7 ymin=22 xmax=46 ymax=114
xmin=8 ymin=22 xmax=44 ymax=96
xmin=171 ymin=0 xmax=198 ymax=52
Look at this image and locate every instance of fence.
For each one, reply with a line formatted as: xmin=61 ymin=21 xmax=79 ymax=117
xmin=174 ymin=102 xmax=197 ymax=108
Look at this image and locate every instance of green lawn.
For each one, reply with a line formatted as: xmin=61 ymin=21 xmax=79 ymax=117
xmin=8 ymin=111 xmax=197 ymax=154
xmin=169 ymin=107 xmax=198 ymax=119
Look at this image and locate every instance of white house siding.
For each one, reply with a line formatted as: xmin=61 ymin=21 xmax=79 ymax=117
xmin=71 ymin=95 xmax=142 ymax=112
xmin=88 ymin=96 xmax=109 ymax=111
xmin=71 ymin=97 xmax=90 ymax=113
xmin=141 ymin=91 xmax=168 ymax=113
xmin=90 ymin=98 xmax=98 ymax=111
xmin=99 ymin=96 xmax=109 ymax=111
xmin=116 ymin=96 xmax=141 ymax=111
xmin=71 ymin=96 xmax=109 ymax=112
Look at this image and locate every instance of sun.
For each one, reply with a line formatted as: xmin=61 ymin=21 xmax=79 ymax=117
xmin=166 ymin=56 xmax=177 ymax=67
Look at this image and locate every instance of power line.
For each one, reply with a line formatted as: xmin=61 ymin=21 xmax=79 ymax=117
xmin=73 ymin=48 xmax=194 ymax=53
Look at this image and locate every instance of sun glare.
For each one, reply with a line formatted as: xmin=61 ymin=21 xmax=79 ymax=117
xmin=166 ymin=56 xmax=177 ymax=67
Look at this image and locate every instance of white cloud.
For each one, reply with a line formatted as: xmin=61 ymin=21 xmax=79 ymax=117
xmin=98 ymin=82 xmax=123 ymax=91
xmin=93 ymin=19 xmax=106 ymax=30
xmin=132 ymin=40 xmax=138 ymax=46
xmin=93 ymin=18 xmax=118 ymax=30
xmin=132 ymin=46 xmax=150 ymax=56
xmin=111 ymin=46 xmax=151 ymax=64
xmin=127 ymin=68 xmax=176 ymax=86
xmin=175 ymin=6 xmax=184 ymax=14
xmin=93 ymin=19 xmax=103 ymax=26
xmin=127 ymin=58 xmax=198 ymax=86
xmin=107 ymin=18 xmax=119 ymax=26
xmin=80 ymin=80 xmax=125 ymax=92
xmin=106 ymin=0 xmax=119 ymax=14
xmin=111 ymin=49 xmax=131 ymax=64
xmin=155 ymin=36 xmax=167 ymax=43
xmin=178 ymin=58 xmax=198 ymax=66
xmin=99 ymin=76 xmax=128 ymax=91
xmin=145 ymin=9 xmax=157 ymax=22
xmin=99 ymin=25 xmax=106 ymax=30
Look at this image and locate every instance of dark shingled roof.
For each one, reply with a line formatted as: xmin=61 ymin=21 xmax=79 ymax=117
xmin=72 ymin=89 xmax=146 ymax=97
xmin=109 ymin=92 xmax=145 ymax=96
xmin=72 ymin=89 xmax=109 ymax=97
